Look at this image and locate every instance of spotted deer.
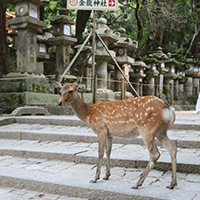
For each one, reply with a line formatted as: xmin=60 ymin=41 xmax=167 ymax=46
xmin=53 ymin=77 xmax=177 ymax=189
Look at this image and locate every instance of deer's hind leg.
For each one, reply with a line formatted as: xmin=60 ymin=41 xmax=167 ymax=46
xmin=103 ymin=136 xmax=113 ymax=180
xmin=156 ymin=133 xmax=177 ymax=189
xmin=132 ymin=138 xmax=160 ymax=189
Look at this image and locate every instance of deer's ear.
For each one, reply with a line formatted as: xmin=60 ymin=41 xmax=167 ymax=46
xmin=75 ymin=76 xmax=82 ymax=87
xmin=53 ymin=81 xmax=63 ymax=89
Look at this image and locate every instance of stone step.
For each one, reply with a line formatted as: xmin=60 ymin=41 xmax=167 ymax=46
xmin=1 ymin=115 xmax=200 ymax=130
xmin=0 ymin=139 xmax=199 ymax=175
xmin=0 ymin=156 xmax=199 ymax=200
xmin=0 ymin=123 xmax=200 ymax=149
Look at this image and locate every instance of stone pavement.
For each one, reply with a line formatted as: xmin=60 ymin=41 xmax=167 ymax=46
xmin=0 ymin=111 xmax=199 ymax=200
xmin=0 ymin=187 xmax=86 ymax=200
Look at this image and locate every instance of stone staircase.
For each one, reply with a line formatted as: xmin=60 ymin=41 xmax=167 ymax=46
xmin=0 ymin=114 xmax=199 ymax=200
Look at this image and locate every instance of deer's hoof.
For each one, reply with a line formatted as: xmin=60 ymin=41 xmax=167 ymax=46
xmin=131 ymin=183 xmax=142 ymax=189
xmin=131 ymin=186 xmax=138 ymax=189
xmin=167 ymin=183 xmax=177 ymax=189
xmin=103 ymin=177 xmax=109 ymax=180
xmin=90 ymin=180 xmax=97 ymax=183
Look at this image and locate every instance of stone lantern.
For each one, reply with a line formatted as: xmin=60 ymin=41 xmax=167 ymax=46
xmin=36 ymin=35 xmax=50 ymax=74
xmin=143 ymin=55 xmax=159 ymax=96
xmin=152 ymin=47 xmax=169 ymax=95
xmin=109 ymin=27 xmax=137 ymax=99
xmin=48 ymin=8 xmax=77 ymax=77
xmin=192 ymin=61 xmax=200 ymax=95
xmin=0 ymin=0 xmax=59 ymax=112
xmin=185 ymin=58 xmax=197 ymax=96
xmin=95 ymin=17 xmax=118 ymax=101
xmin=8 ymin=0 xmax=46 ymax=73
xmin=131 ymin=61 xmax=147 ymax=96
xmin=164 ymin=53 xmax=178 ymax=103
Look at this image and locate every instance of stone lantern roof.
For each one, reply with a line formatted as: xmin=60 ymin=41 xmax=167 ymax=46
xmin=50 ymin=8 xmax=74 ymax=25
xmin=131 ymin=61 xmax=147 ymax=69
xmin=185 ymin=57 xmax=199 ymax=77
xmin=152 ymin=47 xmax=169 ymax=60
xmin=110 ymin=28 xmax=137 ymax=50
xmin=40 ymin=0 xmax=49 ymax=7
xmin=96 ymin=18 xmax=118 ymax=45
xmin=131 ymin=61 xmax=147 ymax=79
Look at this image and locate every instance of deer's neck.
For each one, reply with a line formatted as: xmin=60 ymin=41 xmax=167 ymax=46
xmin=70 ymin=94 xmax=91 ymax=123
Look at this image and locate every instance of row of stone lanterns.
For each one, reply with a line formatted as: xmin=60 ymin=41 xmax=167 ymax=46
xmin=3 ymin=0 xmax=200 ymax=110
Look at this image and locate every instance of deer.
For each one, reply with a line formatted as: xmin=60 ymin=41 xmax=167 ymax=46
xmin=53 ymin=77 xmax=177 ymax=189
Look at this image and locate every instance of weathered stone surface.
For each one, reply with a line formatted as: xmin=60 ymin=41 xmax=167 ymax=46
xmin=10 ymin=106 xmax=50 ymax=116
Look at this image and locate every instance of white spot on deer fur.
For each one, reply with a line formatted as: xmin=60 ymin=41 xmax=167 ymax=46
xmin=145 ymin=112 xmax=148 ymax=116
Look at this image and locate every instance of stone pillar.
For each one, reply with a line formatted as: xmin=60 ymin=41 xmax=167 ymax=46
xmin=146 ymin=76 xmax=155 ymax=96
xmin=185 ymin=77 xmax=193 ymax=96
xmin=114 ymin=67 xmax=123 ymax=91
xmin=96 ymin=61 xmax=107 ymax=89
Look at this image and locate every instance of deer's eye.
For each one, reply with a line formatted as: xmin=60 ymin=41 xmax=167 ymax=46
xmin=59 ymin=91 xmax=61 ymax=96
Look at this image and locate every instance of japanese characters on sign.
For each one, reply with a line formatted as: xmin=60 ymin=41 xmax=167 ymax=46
xmin=67 ymin=0 xmax=118 ymax=10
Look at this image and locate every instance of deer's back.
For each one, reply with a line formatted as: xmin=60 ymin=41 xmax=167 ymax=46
xmin=87 ymin=96 xmax=174 ymax=138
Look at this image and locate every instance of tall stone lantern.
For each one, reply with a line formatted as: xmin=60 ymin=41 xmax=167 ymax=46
xmin=131 ymin=61 xmax=147 ymax=96
xmin=185 ymin=58 xmax=197 ymax=96
xmin=143 ymin=55 xmax=159 ymax=96
xmin=1 ymin=0 xmax=58 ymax=112
xmin=193 ymin=61 xmax=200 ymax=95
xmin=152 ymin=47 xmax=169 ymax=95
xmin=109 ymin=27 xmax=137 ymax=98
xmin=95 ymin=18 xmax=118 ymax=100
xmin=164 ymin=53 xmax=178 ymax=103
xmin=8 ymin=0 xmax=46 ymax=73
xmin=48 ymin=8 xmax=77 ymax=77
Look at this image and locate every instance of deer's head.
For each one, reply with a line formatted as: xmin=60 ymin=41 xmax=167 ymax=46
xmin=53 ymin=77 xmax=82 ymax=107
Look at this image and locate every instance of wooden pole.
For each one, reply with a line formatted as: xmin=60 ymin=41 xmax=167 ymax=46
xmin=92 ymin=10 xmax=96 ymax=102
xmin=93 ymin=75 xmax=97 ymax=103
xmin=121 ymin=78 xmax=124 ymax=100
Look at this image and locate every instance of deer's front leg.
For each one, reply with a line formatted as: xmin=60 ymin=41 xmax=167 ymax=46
xmin=90 ymin=134 xmax=107 ymax=183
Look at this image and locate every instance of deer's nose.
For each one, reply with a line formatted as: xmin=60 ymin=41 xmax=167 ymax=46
xmin=57 ymin=101 xmax=62 ymax=107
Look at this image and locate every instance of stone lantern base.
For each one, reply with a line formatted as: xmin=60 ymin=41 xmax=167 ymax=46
xmin=0 ymin=72 xmax=58 ymax=114
xmin=96 ymin=89 xmax=115 ymax=102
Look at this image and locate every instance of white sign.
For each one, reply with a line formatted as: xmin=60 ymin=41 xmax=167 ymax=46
xmin=39 ymin=44 xmax=46 ymax=53
xmin=64 ymin=25 xmax=71 ymax=36
xmin=67 ymin=0 xmax=118 ymax=10
xmin=29 ymin=4 xmax=38 ymax=19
